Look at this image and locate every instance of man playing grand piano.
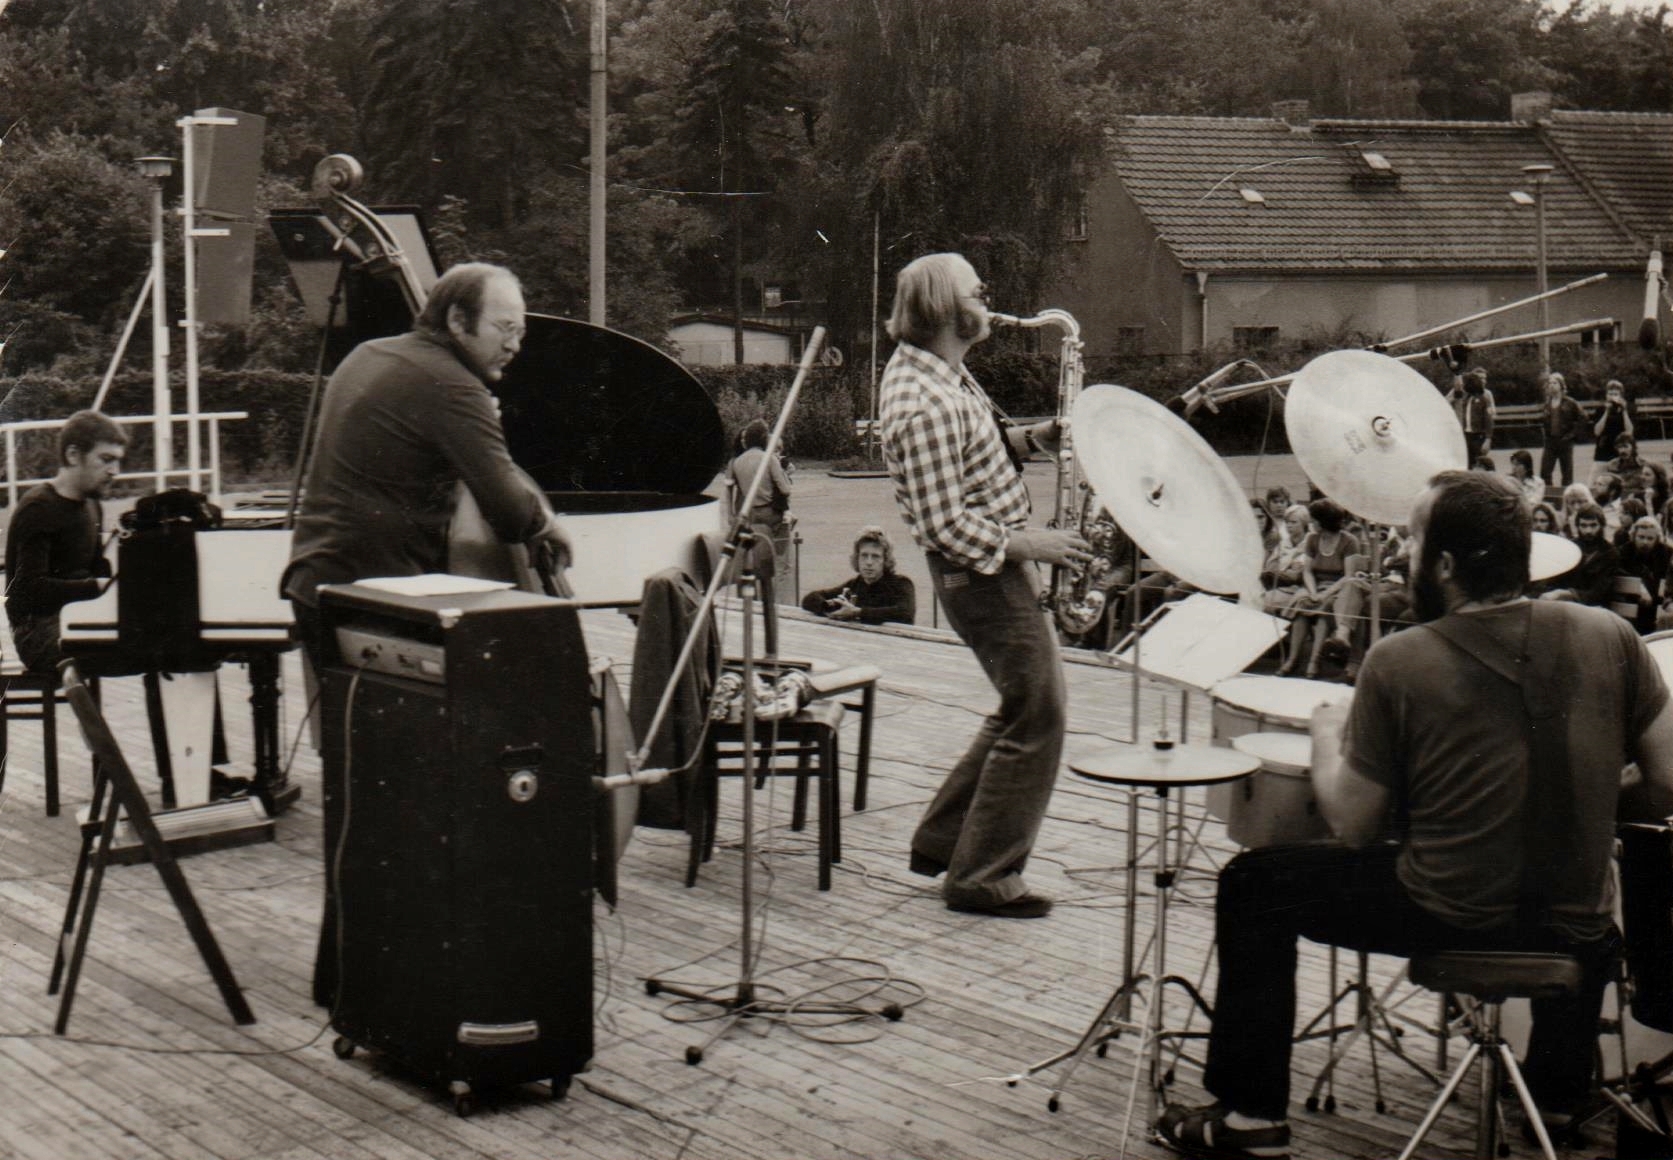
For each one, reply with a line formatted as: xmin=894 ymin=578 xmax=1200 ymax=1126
xmin=5 ymin=410 xmax=127 ymax=673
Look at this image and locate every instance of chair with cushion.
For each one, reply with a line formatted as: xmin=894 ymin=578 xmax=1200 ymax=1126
xmin=0 ymin=656 xmax=70 ymax=817
xmin=1396 ymin=950 xmax=1583 ymax=1160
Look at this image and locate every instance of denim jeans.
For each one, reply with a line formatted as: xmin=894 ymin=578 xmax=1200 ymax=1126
xmin=915 ymin=555 xmax=1065 ymax=907
xmin=1540 ymin=440 xmax=1575 ymax=487
xmin=1202 ymin=841 xmax=1616 ymax=1121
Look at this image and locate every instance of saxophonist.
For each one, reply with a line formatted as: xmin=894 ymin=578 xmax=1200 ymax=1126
xmin=879 ymin=252 xmax=1091 ymax=919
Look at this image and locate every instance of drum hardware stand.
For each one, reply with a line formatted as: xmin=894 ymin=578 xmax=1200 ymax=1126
xmin=603 ymin=330 xmax=903 ymax=1062
xmin=1295 ymin=948 xmax=1446 ymax=1114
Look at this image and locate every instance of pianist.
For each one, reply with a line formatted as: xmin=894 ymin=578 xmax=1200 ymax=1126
xmin=4 ymin=410 xmax=127 ymax=673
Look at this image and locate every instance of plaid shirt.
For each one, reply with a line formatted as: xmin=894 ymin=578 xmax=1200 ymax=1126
xmin=879 ymin=342 xmax=1031 ymax=574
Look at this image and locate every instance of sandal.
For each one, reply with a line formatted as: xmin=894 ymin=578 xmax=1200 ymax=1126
xmin=1155 ymin=1103 xmax=1290 ymax=1160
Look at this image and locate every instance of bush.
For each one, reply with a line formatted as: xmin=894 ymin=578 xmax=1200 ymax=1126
xmin=697 ymin=364 xmax=862 ymax=461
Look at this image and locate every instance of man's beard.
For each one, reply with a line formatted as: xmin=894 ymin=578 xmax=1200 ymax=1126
xmin=1412 ymin=550 xmax=1448 ymax=623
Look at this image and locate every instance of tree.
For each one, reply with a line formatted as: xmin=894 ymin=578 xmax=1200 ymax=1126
xmin=1395 ymin=0 xmax=1551 ymax=119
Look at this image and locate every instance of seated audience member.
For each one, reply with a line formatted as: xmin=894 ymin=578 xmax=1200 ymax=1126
xmin=1262 ymin=485 xmax=1292 ymax=529
xmin=1321 ymin=527 xmax=1413 ymax=685
xmin=1608 ymin=431 xmax=1645 ymax=481
xmin=1661 ymin=498 xmax=1673 ymax=545
xmin=1279 ymin=498 xmax=1362 ymax=678
xmin=1471 ymin=455 xmax=1496 ymax=472
xmin=1262 ymin=504 xmax=1311 ymax=617
xmin=1530 ymin=503 xmax=1561 ymax=536
xmin=1541 ymin=503 xmax=1619 ymax=606
xmin=800 ymin=525 xmax=916 ymax=625
xmin=1508 ymin=449 xmax=1543 ymax=506
xmin=1629 ymin=461 xmax=1668 ymax=517
xmin=5 ymin=411 xmax=127 ymax=673
xmin=1560 ymin=482 xmax=1596 ymax=538
xmin=1616 ymin=498 xmax=1651 ymax=548
xmin=1617 ymin=516 xmax=1669 ymax=634
xmin=1252 ymin=498 xmax=1278 ymax=555
xmin=1590 ymin=471 xmax=1625 ymax=536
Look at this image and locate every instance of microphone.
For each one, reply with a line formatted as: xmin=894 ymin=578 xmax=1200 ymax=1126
xmin=1181 ymin=360 xmax=1248 ymax=418
xmin=1640 ymin=250 xmax=1662 ymax=351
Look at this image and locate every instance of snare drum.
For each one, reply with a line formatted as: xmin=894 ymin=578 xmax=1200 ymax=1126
xmin=1208 ymin=676 xmax=1353 ymax=823
xmin=1224 ymin=732 xmax=1330 ymax=848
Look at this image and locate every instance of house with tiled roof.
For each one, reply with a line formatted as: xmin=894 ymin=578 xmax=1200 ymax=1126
xmin=1048 ymin=100 xmax=1671 ymax=361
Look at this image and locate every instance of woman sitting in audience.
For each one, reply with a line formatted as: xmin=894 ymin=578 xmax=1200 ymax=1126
xmin=1531 ymin=502 xmax=1561 ymax=536
xmin=1541 ymin=503 xmax=1619 ymax=606
xmin=1616 ymin=497 xmax=1651 ymax=548
xmin=1508 ymin=448 xmax=1544 ymax=506
xmin=1560 ymin=482 xmax=1596 ymax=538
xmin=1261 ymin=504 xmax=1311 ymax=617
xmin=1617 ymin=515 xmax=1669 ymax=634
xmin=1630 ymin=462 xmax=1669 ymax=517
xmin=1278 ymin=498 xmax=1361 ymax=678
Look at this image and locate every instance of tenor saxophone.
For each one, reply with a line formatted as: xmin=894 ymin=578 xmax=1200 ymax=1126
xmin=989 ymin=308 xmax=1110 ymax=636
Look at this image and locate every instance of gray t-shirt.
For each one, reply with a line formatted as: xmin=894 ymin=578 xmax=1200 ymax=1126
xmin=1345 ymin=600 xmax=1667 ymax=940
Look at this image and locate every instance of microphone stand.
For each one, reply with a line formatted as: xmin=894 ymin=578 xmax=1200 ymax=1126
xmin=605 ymin=328 xmax=902 ymax=1062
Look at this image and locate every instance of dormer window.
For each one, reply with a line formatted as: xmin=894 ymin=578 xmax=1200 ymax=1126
xmin=1348 ymin=147 xmax=1400 ymax=187
xmin=1361 ymin=151 xmax=1393 ymax=172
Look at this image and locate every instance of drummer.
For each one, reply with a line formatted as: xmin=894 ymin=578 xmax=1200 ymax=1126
xmin=1156 ymin=470 xmax=1673 ymax=1159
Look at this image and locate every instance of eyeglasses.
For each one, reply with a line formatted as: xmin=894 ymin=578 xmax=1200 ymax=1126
xmin=487 ymin=318 xmax=526 ymax=341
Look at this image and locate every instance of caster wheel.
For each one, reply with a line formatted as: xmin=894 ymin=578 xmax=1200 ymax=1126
xmin=1324 ymin=1095 xmax=1336 ymax=1113
xmin=1305 ymin=1097 xmax=1319 ymax=1113
xmin=551 ymin=1076 xmax=572 ymax=1100
xmin=882 ymin=1003 xmax=904 ymax=1021
xmin=1047 ymin=1096 xmax=1061 ymax=1113
xmin=1095 ymin=1042 xmax=1108 ymax=1058
xmin=332 ymin=1036 xmax=355 ymax=1060
xmin=685 ymin=1045 xmax=704 ymax=1065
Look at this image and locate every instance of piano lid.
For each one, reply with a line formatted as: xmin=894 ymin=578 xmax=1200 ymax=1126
xmin=270 ymin=205 xmax=726 ymax=497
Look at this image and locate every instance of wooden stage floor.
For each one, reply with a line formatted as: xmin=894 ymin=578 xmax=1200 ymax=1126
xmin=0 ymin=604 xmax=1631 ymax=1159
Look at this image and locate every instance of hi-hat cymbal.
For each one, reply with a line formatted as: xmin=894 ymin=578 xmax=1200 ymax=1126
xmin=1071 ymin=741 xmax=1260 ymax=788
xmin=1284 ymin=350 xmax=1467 ymax=526
xmin=1530 ymin=531 xmax=1581 ymax=582
xmin=1071 ymin=385 xmax=1265 ymax=598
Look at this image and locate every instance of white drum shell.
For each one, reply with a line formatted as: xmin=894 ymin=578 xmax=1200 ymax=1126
xmin=1208 ymin=676 xmax=1353 ymax=823
xmin=1227 ymin=731 xmax=1330 ymax=848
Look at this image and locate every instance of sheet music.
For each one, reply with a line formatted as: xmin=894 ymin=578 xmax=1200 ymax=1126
xmin=1109 ymin=593 xmax=1286 ymax=690
xmin=356 ymin=574 xmax=515 ymax=597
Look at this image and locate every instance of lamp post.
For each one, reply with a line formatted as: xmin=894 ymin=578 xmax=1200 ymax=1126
xmin=137 ymin=155 xmax=174 ymax=490
xmin=1519 ymin=163 xmax=1555 ymax=374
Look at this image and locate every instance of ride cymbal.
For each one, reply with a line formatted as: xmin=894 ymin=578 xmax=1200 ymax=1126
xmin=1284 ymin=350 xmax=1467 ymax=526
xmin=1070 ymin=385 xmax=1265 ymax=599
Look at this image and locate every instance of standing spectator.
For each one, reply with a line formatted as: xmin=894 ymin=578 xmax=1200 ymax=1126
xmin=1445 ymin=367 xmax=1495 ymax=463
xmin=1594 ymin=380 xmax=1634 ymax=463
xmin=1539 ymin=372 xmax=1585 ymax=486
xmin=727 ymin=417 xmax=793 ymax=649
xmin=800 ymin=525 xmax=917 ymax=625
xmin=1508 ymin=448 xmax=1544 ymax=506
xmin=1609 ymin=432 xmax=1646 ymax=482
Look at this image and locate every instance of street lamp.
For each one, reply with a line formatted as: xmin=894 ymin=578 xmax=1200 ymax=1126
xmin=1511 ymin=163 xmax=1555 ymax=373
xmin=137 ymin=155 xmax=175 ymax=488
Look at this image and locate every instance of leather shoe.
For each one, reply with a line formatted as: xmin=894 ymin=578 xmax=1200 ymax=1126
xmin=947 ymin=892 xmax=1053 ymax=919
xmin=908 ymin=850 xmax=948 ymax=878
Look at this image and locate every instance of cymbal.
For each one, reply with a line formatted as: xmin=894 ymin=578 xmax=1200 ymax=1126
xmin=1284 ymin=350 xmax=1467 ymax=526
xmin=1071 ymin=741 xmax=1260 ymax=789
xmin=1071 ymin=385 xmax=1265 ymax=599
xmin=1530 ymin=531 xmax=1581 ymax=582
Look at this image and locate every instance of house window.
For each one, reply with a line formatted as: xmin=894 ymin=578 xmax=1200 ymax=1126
xmin=1233 ymin=325 xmax=1280 ymax=351
xmin=1114 ymin=327 xmax=1145 ymax=355
xmin=1066 ymin=194 xmax=1088 ymax=241
xmin=763 ymin=286 xmax=783 ymax=309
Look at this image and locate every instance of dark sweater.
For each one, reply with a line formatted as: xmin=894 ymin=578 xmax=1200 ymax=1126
xmin=282 ymin=329 xmax=547 ymax=605
xmin=4 ymin=484 xmax=105 ymax=620
xmin=800 ymin=572 xmax=916 ymax=625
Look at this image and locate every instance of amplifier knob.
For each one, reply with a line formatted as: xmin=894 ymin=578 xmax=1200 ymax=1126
xmin=507 ymin=770 xmax=539 ymax=802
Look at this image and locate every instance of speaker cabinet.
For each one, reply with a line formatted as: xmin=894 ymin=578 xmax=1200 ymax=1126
xmin=319 ymin=585 xmax=595 ymax=1104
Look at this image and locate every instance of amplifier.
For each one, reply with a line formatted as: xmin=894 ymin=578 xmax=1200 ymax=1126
xmin=317 ymin=578 xmax=596 ymax=1109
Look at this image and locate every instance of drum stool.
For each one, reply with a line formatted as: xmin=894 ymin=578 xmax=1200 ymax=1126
xmin=1396 ymin=950 xmax=1581 ymax=1160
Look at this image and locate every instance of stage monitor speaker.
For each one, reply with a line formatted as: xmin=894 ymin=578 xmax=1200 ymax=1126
xmin=195 ymin=220 xmax=256 ymax=326
xmin=318 ymin=581 xmax=596 ymax=1101
xmin=189 ymin=107 xmax=264 ymax=221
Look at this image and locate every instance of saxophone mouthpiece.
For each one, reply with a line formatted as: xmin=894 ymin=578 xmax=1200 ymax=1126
xmin=988 ymin=311 xmax=1022 ymax=327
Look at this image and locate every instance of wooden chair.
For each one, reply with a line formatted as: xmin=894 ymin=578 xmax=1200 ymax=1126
xmin=0 ymin=657 xmax=70 ymax=817
xmin=687 ymin=697 xmax=845 ymax=891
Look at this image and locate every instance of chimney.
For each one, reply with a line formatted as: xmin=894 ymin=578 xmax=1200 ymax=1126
xmin=1272 ymin=100 xmax=1311 ymax=129
xmin=1511 ymin=91 xmax=1554 ymax=123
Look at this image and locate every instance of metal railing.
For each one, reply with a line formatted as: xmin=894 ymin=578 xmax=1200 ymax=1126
xmin=0 ymin=411 xmax=248 ymax=508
